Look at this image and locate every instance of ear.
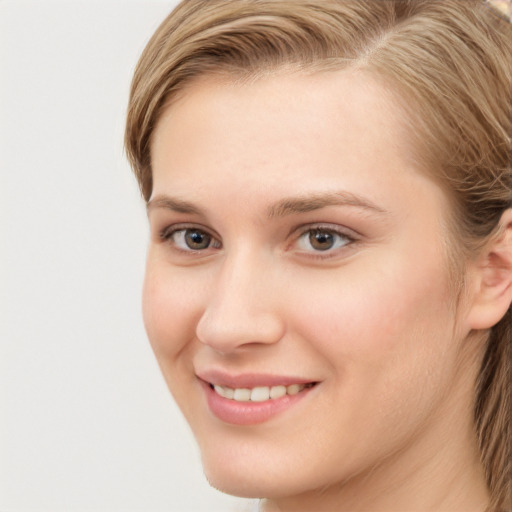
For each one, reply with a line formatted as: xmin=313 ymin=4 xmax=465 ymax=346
xmin=467 ymin=209 xmax=512 ymax=330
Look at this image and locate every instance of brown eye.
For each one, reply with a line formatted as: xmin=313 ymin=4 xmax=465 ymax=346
xmin=164 ymin=228 xmax=220 ymax=251
xmin=296 ymin=227 xmax=352 ymax=254
xmin=308 ymin=230 xmax=336 ymax=251
xmin=184 ymin=229 xmax=211 ymax=249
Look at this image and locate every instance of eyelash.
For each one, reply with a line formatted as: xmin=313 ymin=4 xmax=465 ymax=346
xmin=159 ymin=224 xmax=221 ymax=253
xmin=158 ymin=223 xmax=357 ymax=259
xmin=294 ymin=225 xmax=356 ymax=258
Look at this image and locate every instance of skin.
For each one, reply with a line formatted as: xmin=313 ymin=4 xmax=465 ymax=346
xmin=144 ymin=70 xmax=493 ymax=511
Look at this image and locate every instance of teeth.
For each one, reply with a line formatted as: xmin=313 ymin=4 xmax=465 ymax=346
xmin=251 ymin=386 xmax=270 ymax=402
xmin=213 ymin=385 xmax=234 ymax=399
xmin=270 ymin=385 xmax=286 ymax=399
xmin=213 ymin=383 xmax=310 ymax=402
xmin=223 ymin=386 xmax=234 ymax=399
xmin=233 ymin=388 xmax=251 ymax=401
xmin=286 ymin=384 xmax=301 ymax=395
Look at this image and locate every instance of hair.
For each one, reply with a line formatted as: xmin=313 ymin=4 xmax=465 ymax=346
xmin=125 ymin=1 xmax=512 ymax=509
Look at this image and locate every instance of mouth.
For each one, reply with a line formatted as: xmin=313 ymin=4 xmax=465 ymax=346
xmin=198 ymin=375 xmax=319 ymax=426
xmin=209 ymin=382 xmax=317 ymax=402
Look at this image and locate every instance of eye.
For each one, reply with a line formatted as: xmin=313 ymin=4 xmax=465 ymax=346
xmin=161 ymin=227 xmax=221 ymax=252
xmin=296 ymin=227 xmax=353 ymax=253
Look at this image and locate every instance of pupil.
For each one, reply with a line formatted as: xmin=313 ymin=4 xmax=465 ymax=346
xmin=309 ymin=230 xmax=334 ymax=251
xmin=185 ymin=230 xmax=210 ymax=250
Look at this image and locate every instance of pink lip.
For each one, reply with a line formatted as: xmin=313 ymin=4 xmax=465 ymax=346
xmin=197 ymin=371 xmax=318 ymax=426
xmin=196 ymin=369 xmax=314 ymax=388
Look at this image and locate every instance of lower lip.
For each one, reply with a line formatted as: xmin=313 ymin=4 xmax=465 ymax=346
xmin=200 ymin=380 xmax=314 ymax=426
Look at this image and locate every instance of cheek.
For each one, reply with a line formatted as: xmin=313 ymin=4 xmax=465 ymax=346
xmin=142 ymin=259 xmax=202 ymax=359
xmin=142 ymin=259 xmax=209 ymax=421
xmin=286 ymin=252 xmax=456 ymax=402
xmin=279 ymin=259 xmax=460 ymax=468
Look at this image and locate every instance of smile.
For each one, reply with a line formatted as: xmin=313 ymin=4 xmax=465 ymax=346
xmin=211 ymin=383 xmax=315 ymax=402
xmin=200 ymin=378 xmax=318 ymax=426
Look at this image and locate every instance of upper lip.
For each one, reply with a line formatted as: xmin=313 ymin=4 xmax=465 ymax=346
xmin=196 ymin=369 xmax=317 ymax=389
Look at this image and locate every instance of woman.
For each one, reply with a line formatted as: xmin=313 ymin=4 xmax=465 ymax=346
xmin=125 ymin=1 xmax=511 ymax=510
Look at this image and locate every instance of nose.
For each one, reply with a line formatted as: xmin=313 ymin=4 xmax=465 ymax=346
xmin=195 ymin=249 xmax=285 ymax=354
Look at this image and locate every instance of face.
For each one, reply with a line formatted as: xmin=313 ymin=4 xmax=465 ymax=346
xmin=145 ymin=71 xmax=477 ymax=504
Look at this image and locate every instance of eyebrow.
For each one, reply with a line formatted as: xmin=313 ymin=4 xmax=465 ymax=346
xmin=147 ymin=195 xmax=203 ymax=215
xmin=267 ymin=191 xmax=388 ymax=218
xmin=147 ymin=191 xmax=389 ymax=217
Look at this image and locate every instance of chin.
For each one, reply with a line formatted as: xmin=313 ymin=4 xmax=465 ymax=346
xmin=199 ymin=441 xmax=339 ymax=502
xmin=200 ymin=447 xmax=295 ymax=499
xmin=203 ymin=461 xmax=269 ymax=498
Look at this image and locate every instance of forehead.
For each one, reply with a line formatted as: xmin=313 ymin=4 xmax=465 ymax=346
xmin=149 ymin=69 xmax=438 ymax=215
xmin=153 ymin=71 xmax=410 ymax=167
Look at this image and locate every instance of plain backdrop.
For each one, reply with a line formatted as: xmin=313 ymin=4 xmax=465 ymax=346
xmin=0 ymin=1 xmax=250 ymax=511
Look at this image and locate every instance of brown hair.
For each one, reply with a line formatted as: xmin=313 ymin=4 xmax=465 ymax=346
xmin=125 ymin=1 xmax=512 ymax=509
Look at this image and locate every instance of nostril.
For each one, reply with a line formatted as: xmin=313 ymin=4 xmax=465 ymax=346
xmin=195 ymin=306 xmax=285 ymax=353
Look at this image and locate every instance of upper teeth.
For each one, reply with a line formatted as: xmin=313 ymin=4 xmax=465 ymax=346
xmin=213 ymin=383 xmax=309 ymax=402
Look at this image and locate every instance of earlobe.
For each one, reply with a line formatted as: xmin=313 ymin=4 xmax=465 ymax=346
xmin=467 ymin=208 xmax=512 ymax=330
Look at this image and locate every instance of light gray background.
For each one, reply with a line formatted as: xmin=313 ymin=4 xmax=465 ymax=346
xmin=1 ymin=1 xmax=250 ymax=510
